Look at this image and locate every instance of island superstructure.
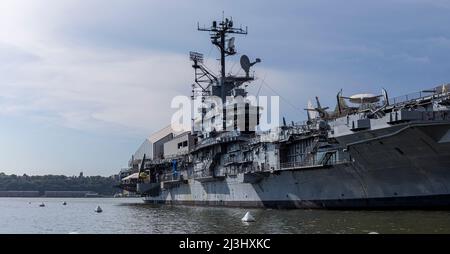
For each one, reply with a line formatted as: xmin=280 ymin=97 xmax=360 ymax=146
xmin=117 ymin=17 xmax=450 ymax=209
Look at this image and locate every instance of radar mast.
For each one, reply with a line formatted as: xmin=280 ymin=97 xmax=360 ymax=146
xmin=198 ymin=17 xmax=248 ymax=102
xmin=191 ymin=16 xmax=261 ymax=133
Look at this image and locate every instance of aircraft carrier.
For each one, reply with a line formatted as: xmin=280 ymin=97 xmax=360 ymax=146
xmin=117 ymin=17 xmax=450 ymax=209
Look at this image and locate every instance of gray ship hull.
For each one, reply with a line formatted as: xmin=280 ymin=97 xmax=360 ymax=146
xmin=143 ymin=166 xmax=450 ymax=209
xmin=143 ymin=123 xmax=450 ymax=209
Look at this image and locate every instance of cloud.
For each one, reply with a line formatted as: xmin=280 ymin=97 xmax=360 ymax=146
xmin=0 ymin=44 xmax=196 ymax=135
xmin=0 ymin=0 xmax=319 ymax=138
xmin=0 ymin=40 xmax=321 ymax=136
xmin=0 ymin=2 xmax=203 ymax=137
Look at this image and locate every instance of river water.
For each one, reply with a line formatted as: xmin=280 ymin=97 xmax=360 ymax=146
xmin=0 ymin=197 xmax=449 ymax=234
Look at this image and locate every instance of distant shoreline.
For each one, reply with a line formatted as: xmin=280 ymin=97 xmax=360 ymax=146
xmin=0 ymin=174 xmax=119 ymax=197
xmin=0 ymin=192 xmax=104 ymax=198
xmin=0 ymin=195 xmax=142 ymax=199
xmin=0 ymin=196 xmax=142 ymax=198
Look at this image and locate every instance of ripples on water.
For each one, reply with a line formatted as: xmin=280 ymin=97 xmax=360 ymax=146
xmin=0 ymin=198 xmax=449 ymax=234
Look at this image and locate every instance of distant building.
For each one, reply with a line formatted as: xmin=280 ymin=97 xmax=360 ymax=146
xmin=129 ymin=125 xmax=185 ymax=169
xmin=79 ymin=172 xmax=84 ymax=178
xmin=163 ymin=131 xmax=194 ymax=158
xmin=44 ymin=191 xmax=98 ymax=197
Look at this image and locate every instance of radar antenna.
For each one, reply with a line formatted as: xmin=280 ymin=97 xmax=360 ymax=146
xmin=189 ymin=51 xmax=218 ymax=97
xmin=240 ymin=55 xmax=261 ymax=77
xmin=193 ymin=16 xmax=261 ymax=132
xmin=197 ymin=16 xmax=248 ymax=102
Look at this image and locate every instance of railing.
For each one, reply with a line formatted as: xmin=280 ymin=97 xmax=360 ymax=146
xmin=279 ymin=160 xmax=320 ymax=170
xmin=192 ymin=170 xmax=213 ymax=179
xmin=223 ymin=157 xmax=237 ymax=165
xmin=160 ymin=172 xmax=183 ymax=182
xmin=389 ymin=85 xmax=450 ymax=106
xmin=223 ymin=156 xmax=253 ymax=165
xmin=279 ymin=156 xmax=349 ymax=170
xmin=218 ymin=167 xmax=246 ymax=176
xmin=390 ymin=91 xmax=427 ymax=105
xmin=193 ymin=130 xmax=252 ymax=150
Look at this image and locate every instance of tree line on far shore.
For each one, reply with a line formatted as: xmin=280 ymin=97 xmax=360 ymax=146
xmin=0 ymin=173 xmax=120 ymax=196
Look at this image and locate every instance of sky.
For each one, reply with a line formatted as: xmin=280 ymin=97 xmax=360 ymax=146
xmin=1 ymin=0 xmax=450 ymax=176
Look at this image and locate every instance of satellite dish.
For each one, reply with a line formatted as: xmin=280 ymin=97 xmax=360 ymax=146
xmin=240 ymin=55 xmax=261 ymax=77
xmin=240 ymin=55 xmax=251 ymax=75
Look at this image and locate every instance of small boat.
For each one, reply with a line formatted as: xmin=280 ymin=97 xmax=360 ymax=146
xmin=94 ymin=206 xmax=103 ymax=213
xmin=62 ymin=202 xmax=67 ymax=206
xmin=39 ymin=203 xmax=45 ymax=207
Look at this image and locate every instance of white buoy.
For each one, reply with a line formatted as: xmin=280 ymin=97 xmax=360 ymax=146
xmin=241 ymin=212 xmax=255 ymax=222
xmin=368 ymin=232 xmax=379 ymax=234
xmin=95 ymin=206 xmax=103 ymax=213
